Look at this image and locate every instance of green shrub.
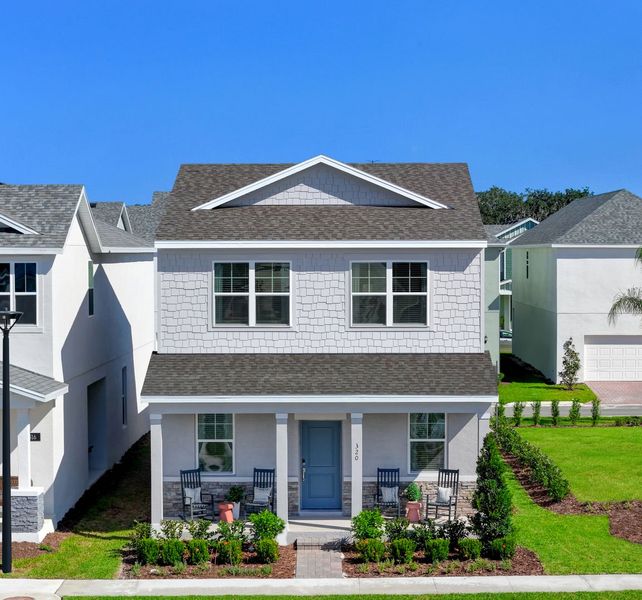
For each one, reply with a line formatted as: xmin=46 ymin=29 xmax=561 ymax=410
xmin=159 ymin=539 xmax=185 ymax=566
xmin=569 ymin=398 xmax=581 ymax=425
xmin=531 ymin=400 xmax=541 ymax=426
xmin=440 ymin=518 xmax=469 ymax=551
xmin=249 ymin=510 xmax=285 ymax=541
xmin=497 ymin=402 xmax=505 ymax=419
xmin=551 ymin=399 xmax=560 ymax=426
xmin=225 ymin=485 xmax=245 ymax=503
xmin=186 ymin=519 xmax=213 ymax=542
xmin=351 ymin=509 xmax=385 ymax=541
xmin=513 ymin=401 xmax=524 ymax=427
xmin=404 ymin=482 xmax=422 ymax=502
xmin=591 ymin=397 xmax=601 ymax=426
xmin=355 ymin=538 xmax=386 ymax=563
xmin=458 ymin=537 xmax=482 ymax=560
xmin=130 ymin=521 xmax=153 ymax=547
xmin=160 ymin=519 xmax=184 ymax=540
xmin=137 ymin=537 xmax=159 ymax=565
xmin=409 ymin=520 xmax=435 ymax=550
xmin=217 ymin=539 xmax=243 ymax=565
xmin=559 ymin=337 xmax=580 ymax=390
xmin=389 ymin=538 xmax=416 ymax=564
xmin=488 ymin=536 xmax=516 ymax=560
xmin=384 ymin=517 xmax=410 ymax=541
xmin=255 ymin=538 xmax=279 ymax=563
xmin=217 ymin=520 xmax=247 ymax=544
xmin=186 ymin=539 xmax=210 ymax=565
xmin=425 ymin=538 xmax=449 ymax=563
xmin=471 ymin=434 xmax=513 ymax=547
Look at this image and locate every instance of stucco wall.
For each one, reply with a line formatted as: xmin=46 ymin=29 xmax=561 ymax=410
xmin=484 ymin=247 xmax=501 ymax=369
xmin=226 ymin=163 xmax=418 ymax=207
xmin=158 ymin=249 xmax=482 ymax=353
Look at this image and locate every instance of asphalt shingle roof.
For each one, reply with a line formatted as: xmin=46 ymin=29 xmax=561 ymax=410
xmin=0 ymin=184 xmax=82 ymax=248
xmin=90 ymin=202 xmax=125 ymax=227
xmin=93 ymin=218 xmax=152 ymax=248
xmin=513 ymin=190 xmax=642 ymax=246
xmin=127 ymin=191 xmax=171 ymax=242
xmin=156 ymin=163 xmax=486 ymax=241
xmin=0 ymin=361 xmax=67 ymax=400
xmin=142 ymin=352 xmax=498 ymax=397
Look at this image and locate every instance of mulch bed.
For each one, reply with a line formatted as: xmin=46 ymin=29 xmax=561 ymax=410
xmin=0 ymin=531 xmax=69 ymax=562
xmin=121 ymin=544 xmax=296 ymax=579
xmin=503 ymin=452 xmax=642 ymax=545
xmin=342 ymin=545 xmax=543 ymax=577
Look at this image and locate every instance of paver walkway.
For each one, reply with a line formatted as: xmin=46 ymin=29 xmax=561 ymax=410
xmin=587 ymin=381 xmax=642 ymax=405
xmin=295 ymin=543 xmax=344 ymax=578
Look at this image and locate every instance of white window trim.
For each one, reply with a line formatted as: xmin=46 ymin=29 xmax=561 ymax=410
xmin=350 ymin=260 xmax=430 ymax=327
xmin=0 ymin=261 xmax=39 ymax=327
xmin=194 ymin=414 xmax=236 ymax=475
xmin=407 ymin=412 xmax=447 ymax=475
xmin=212 ymin=260 xmax=292 ymax=327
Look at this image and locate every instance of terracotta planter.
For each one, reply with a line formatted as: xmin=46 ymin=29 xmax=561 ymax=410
xmin=218 ymin=501 xmax=234 ymax=522
xmin=405 ymin=500 xmax=422 ymax=522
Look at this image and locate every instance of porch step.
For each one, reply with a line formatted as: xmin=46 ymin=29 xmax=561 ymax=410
xmin=295 ymin=532 xmax=345 ymax=549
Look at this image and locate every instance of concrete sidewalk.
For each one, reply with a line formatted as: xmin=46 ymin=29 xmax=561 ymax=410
xmin=1 ymin=574 xmax=641 ymax=598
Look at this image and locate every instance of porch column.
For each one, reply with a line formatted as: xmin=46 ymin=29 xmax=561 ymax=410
xmin=16 ymin=409 xmax=31 ymax=489
xmin=275 ymin=413 xmax=288 ymax=544
xmin=478 ymin=409 xmax=492 ymax=452
xmin=150 ymin=413 xmax=163 ymax=529
xmin=350 ymin=412 xmax=363 ymax=517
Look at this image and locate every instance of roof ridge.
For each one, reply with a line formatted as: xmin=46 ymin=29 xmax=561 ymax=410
xmin=560 ymin=190 xmax=628 ymax=241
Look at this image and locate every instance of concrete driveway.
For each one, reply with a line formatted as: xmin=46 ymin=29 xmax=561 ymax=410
xmin=586 ymin=381 xmax=642 ymax=405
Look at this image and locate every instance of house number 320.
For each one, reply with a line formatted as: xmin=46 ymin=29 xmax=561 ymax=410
xmin=354 ymin=442 xmax=359 ymax=461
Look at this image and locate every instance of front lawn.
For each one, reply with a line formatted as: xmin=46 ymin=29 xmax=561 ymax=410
xmin=506 ymin=468 xmax=642 ymax=574
xmin=499 ymin=354 xmax=596 ymax=404
xmin=518 ymin=427 xmax=642 ymax=502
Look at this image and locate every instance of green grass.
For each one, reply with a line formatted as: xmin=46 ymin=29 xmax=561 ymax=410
xmin=66 ymin=595 xmax=642 ymax=600
xmin=499 ymin=381 xmax=596 ymax=403
xmin=518 ymin=427 xmax=642 ymax=502
xmin=507 ymin=468 xmax=642 ymax=574
xmin=9 ymin=435 xmax=150 ymax=579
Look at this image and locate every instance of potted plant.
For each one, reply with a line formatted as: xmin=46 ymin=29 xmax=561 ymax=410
xmin=404 ymin=482 xmax=422 ymax=522
xmin=226 ymin=485 xmax=245 ymax=520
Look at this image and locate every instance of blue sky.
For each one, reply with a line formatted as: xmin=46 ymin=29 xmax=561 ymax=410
xmin=2 ymin=1 xmax=641 ymax=204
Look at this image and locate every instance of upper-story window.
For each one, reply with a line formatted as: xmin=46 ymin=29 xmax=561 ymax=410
xmin=0 ymin=262 xmax=37 ymax=325
xmin=213 ymin=262 xmax=290 ymax=326
xmin=351 ymin=261 xmax=428 ymax=326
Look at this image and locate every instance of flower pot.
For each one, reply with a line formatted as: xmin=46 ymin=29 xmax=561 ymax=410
xmin=232 ymin=501 xmax=241 ymax=520
xmin=218 ymin=501 xmax=234 ymax=522
xmin=405 ymin=500 xmax=422 ymax=522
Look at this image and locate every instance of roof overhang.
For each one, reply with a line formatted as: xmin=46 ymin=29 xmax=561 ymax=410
xmin=512 ymin=243 xmax=642 ymax=249
xmin=0 ymin=212 xmax=40 ymax=235
xmin=144 ymin=394 xmax=497 ymax=404
xmin=0 ymin=247 xmax=63 ymax=255
xmin=191 ymin=155 xmax=450 ymax=211
xmin=155 ymin=239 xmax=488 ymax=250
xmin=495 ymin=218 xmax=539 ymax=239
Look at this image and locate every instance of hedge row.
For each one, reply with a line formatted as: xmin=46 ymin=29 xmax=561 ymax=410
xmin=494 ymin=422 xmax=570 ymax=502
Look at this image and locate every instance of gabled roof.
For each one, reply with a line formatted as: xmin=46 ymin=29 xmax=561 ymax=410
xmin=142 ymin=352 xmax=498 ymax=398
xmin=0 ymin=361 xmax=68 ymax=402
xmin=157 ymin=161 xmax=487 ymax=242
xmin=93 ymin=217 xmax=152 ymax=250
xmin=127 ymin=191 xmax=171 ymax=242
xmin=90 ymin=201 xmax=131 ymax=231
xmin=513 ymin=190 xmax=642 ymax=246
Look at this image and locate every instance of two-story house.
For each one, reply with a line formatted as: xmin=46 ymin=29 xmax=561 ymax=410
xmin=0 ymin=184 xmax=155 ymax=540
xmin=141 ymin=155 xmax=498 ymax=541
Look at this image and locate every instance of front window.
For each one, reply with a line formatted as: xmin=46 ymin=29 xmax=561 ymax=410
xmin=409 ymin=413 xmax=445 ymax=472
xmin=352 ymin=261 xmax=428 ymax=326
xmin=197 ymin=414 xmax=234 ymax=473
xmin=213 ymin=262 xmax=290 ymax=326
xmin=0 ymin=262 xmax=37 ymax=325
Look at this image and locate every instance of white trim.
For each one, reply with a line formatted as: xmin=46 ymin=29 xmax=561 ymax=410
xmin=494 ymin=218 xmax=539 ymax=239
xmin=144 ymin=394 xmax=498 ymax=404
xmin=515 ymin=243 xmax=642 ymax=249
xmin=156 ymin=239 xmax=488 ymax=250
xmin=407 ymin=412 xmax=447 ymax=475
xmin=101 ymin=246 xmax=156 ymax=254
xmin=0 ymin=213 xmax=39 ymax=235
xmin=0 ymin=260 xmax=40 ymax=327
xmin=1 ymin=382 xmax=67 ymax=403
xmin=191 ymin=155 xmax=449 ymax=211
xmin=0 ymin=248 xmax=62 ymax=255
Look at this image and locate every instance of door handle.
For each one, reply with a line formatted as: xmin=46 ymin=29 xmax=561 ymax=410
xmin=301 ymin=459 xmax=306 ymax=482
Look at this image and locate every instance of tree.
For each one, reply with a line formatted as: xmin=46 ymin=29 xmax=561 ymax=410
xmin=609 ymin=248 xmax=642 ymax=323
xmin=558 ymin=337 xmax=580 ymax=390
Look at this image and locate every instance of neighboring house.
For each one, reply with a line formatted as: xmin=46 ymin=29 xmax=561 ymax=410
xmin=90 ymin=201 xmax=131 ymax=231
xmin=484 ymin=218 xmax=538 ymax=332
xmin=0 ymin=184 xmax=155 ymax=541
xmin=512 ymin=190 xmax=642 ymax=383
xmin=141 ymin=155 xmax=498 ymax=540
xmin=484 ymin=233 xmax=505 ymax=369
xmin=127 ymin=192 xmax=171 ymax=243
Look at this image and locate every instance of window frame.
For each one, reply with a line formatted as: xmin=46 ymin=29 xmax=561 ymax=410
xmin=407 ymin=412 xmax=447 ymax=474
xmin=0 ymin=261 xmax=39 ymax=327
xmin=195 ymin=413 xmax=235 ymax=475
xmin=350 ymin=260 xmax=430 ymax=327
xmin=212 ymin=260 xmax=292 ymax=327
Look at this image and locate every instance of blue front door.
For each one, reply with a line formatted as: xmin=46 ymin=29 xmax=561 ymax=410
xmin=300 ymin=421 xmax=342 ymax=510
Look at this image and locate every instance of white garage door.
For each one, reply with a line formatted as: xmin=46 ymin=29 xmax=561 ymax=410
xmin=585 ymin=339 xmax=642 ymax=381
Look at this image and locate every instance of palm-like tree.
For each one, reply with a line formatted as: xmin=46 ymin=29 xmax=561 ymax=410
xmin=608 ymin=247 xmax=642 ymax=323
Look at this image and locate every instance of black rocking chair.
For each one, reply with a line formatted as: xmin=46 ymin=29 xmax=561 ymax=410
xmin=373 ymin=467 xmax=401 ymax=516
xmin=245 ymin=468 xmax=275 ymax=516
xmin=425 ymin=468 xmax=459 ymax=521
xmin=180 ymin=468 xmax=215 ymax=521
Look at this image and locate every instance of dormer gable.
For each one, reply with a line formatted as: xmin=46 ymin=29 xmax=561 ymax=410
xmin=0 ymin=211 xmax=39 ymax=235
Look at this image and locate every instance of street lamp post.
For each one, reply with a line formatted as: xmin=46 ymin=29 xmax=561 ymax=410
xmin=0 ymin=310 xmax=22 ymax=574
